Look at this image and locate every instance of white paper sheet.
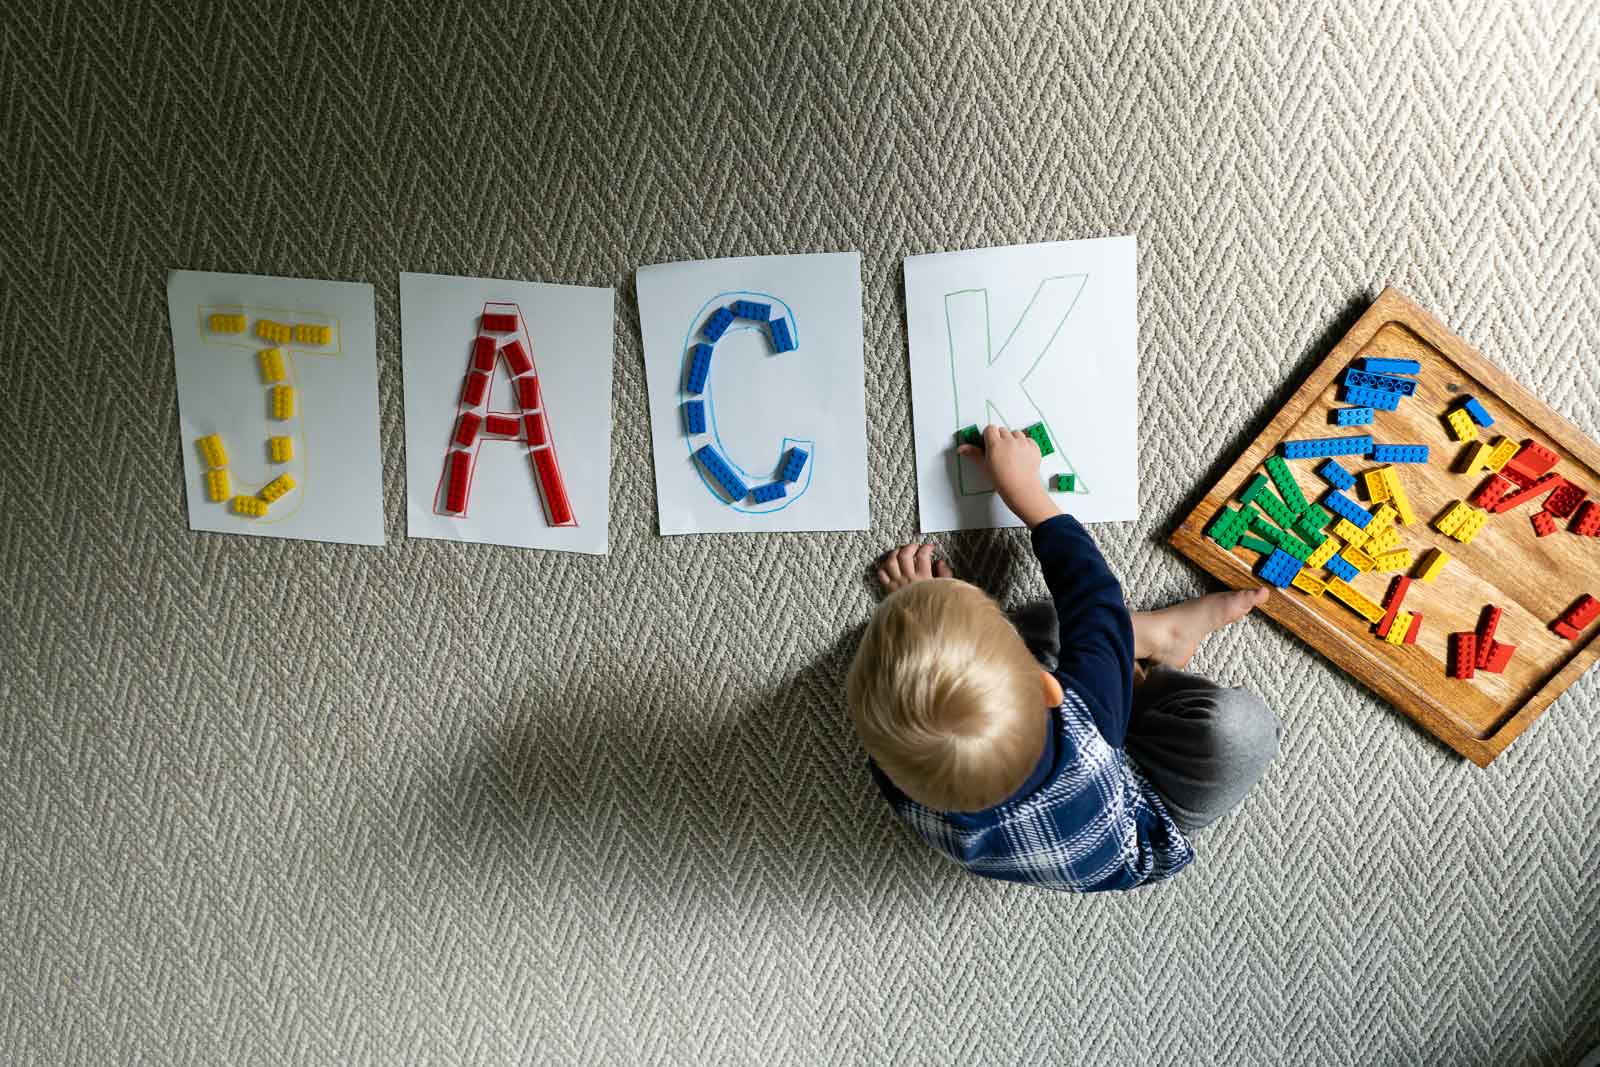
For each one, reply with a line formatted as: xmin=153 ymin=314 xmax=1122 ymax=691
xmin=399 ymin=272 xmax=614 ymax=554
xmin=637 ymin=252 xmax=869 ymax=535
xmin=167 ymin=270 xmax=385 ymax=546
xmin=904 ymin=236 xmax=1139 ymax=532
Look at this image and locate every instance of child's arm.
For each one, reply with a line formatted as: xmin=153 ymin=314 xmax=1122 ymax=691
xmin=959 ymin=427 xmax=1135 ymax=746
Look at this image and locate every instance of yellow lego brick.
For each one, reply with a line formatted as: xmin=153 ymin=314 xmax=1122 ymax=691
xmin=1326 ymin=577 xmax=1385 ymax=622
xmin=1292 ymin=571 xmax=1327 ymax=597
xmin=1385 ymin=610 xmax=1414 ymax=645
xmin=1384 ymin=469 xmax=1416 ymax=526
xmin=256 ymin=319 xmax=292 ymax=344
xmin=1342 ymin=546 xmax=1376 ymax=572
xmin=259 ymin=473 xmax=296 ymax=504
xmin=196 ymin=433 xmax=228 ymax=469
xmin=1434 ymin=501 xmax=1470 ymax=537
xmin=1364 ymin=467 xmax=1391 ymax=503
xmin=1370 ymin=548 xmax=1413 ymax=572
xmin=268 ymin=435 xmax=294 ymax=462
xmin=1370 ymin=503 xmax=1398 ymax=529
xmin=292 ymin=323 xmax=332 ymax=345
xmin=1332 ymin=518 xmax=1367 ymax=547
xmin=271 ymin=384 xmax=295 ymax=420
xmin=1417 ymin=547 xmax=1450 ymax=583
xmin=1455 ymin=506 xmax=1487 ymax=544
xmin=258 ymin=347 xmax=287 ymax=384
xmin=1363 ymin=525 xmax=1401 ymax=554
xmin=209 ymin=312 xmax=245 ymax=333
xmin=1485 ymin=437 xmax=1519 ymax=472
xmin=1446 ymin=407 xmax=1478 ymax=443
xmin=205 ymin=468 xmax=230 ymax=502
xmin=231 ymin=494 xmax=267 ymax=517
xmin=1306 ymin=538 xmax=1339 ymax=568
xmin=1462 ymin=440 xmax=1493 ymax=474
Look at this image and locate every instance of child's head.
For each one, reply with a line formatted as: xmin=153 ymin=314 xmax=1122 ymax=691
xmin=847 ymin=578 xmax=1060 ymax=813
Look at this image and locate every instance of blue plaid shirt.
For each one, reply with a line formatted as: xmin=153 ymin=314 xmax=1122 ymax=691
xmin=869 ymin=515 xmax=1194 ymax=892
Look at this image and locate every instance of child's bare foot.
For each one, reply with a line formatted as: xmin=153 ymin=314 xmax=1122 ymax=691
xmin=875 ymin=542 xmax=953 ymax=593
xmin=1132 ymin=588 xmax=1268 ymax=668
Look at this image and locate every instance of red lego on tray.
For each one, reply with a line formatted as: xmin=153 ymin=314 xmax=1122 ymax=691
xmin=1488 ymin=472 xmax=1563 ymax=514
xmin=1544 ymin=482 xmax=1588 ymax=518
xmin=1573 ymin=501 xmax=1600 ymax=537
xmin=1480 ymin=642 xmax=1516 ymax=673
xmin=1502 ymin=439 xmax=1559 ymax=482
xmin=1449 ymin=632 xmax=1477 ymax=679
xmin=1531 ymin=511 xmax=1557 ymax=537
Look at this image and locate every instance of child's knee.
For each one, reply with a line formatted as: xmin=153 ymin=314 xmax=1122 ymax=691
xmin=1206 ymin=688 xmax=1281 ymax=775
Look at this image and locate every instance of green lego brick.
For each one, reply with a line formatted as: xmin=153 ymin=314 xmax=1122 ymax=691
xmin=1240 ymin=473 xmax=1272 ymax=507
xmin=1050 ymin=472 xmax=1076 ymax=492
xmin=1296 ymin=503 xmax=1332 ymax=534
xmin=1255 ymin=487 xmax=1300 ymax=530
xmin=1207 ymin=505 xmax=1250 ymax=549
xmin=1237 ymin=534 xmax=1276 ymax=555
xmin=955 ymin=424 xmax=983 ymax=449
xmin=1250 ymin=517 xmax=1315 ymax=560
xmin=1264 ymin=455 xmax=1309 ymax=514
xmin=1022 ymin=421 xmax=1056 ymax=458
xmin=1295 ymin=524 xmax=1328 ymax=548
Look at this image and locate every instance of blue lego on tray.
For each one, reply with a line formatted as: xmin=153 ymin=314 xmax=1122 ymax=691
xmin=779 ymin=446 xmax=809 ymax=482
xmin=1317 ymin=458 xmax=1356 ymax=490
xmin=1371 ymin=443 xmax=1429 ymax=464
xmin=703 ymin=307 xmax=734 ymax=342
xmin=1360 ymin=357 xmax=1421 ymax=375
xmin=750 ymin=482 xmax=787 ymax=504
xmin=1281 ymin=434 xmax=1374 ymax=460
xmin=685 ymin=343 xmax=713 ymax=394
xmin=1341 ymin=384 xmax=1402 ymax=411
xmin=1461 ymin=396 xmax=1493 ymax=427
xmin=694 ymin=444 xmax=749 ymax=501
xmin=769 ymin=317 xmax=795 ymax=353
xmin=1324 ymin=490 xmax=1373 ymax=528
xmin=1324 ymin=553 xmax=1359 ymax=582
xmin=731 ymin=299 xmax=771 ymax=321
xmin=1334 ymin=406 xmax=1374 ymax=426
xmin=1344 ymin=368 xmax=1418 ymax=397
xmin=683 ymin=399 xmax=706 ymax=435
xmin=1259 ymin=548 xmax=1302 ymax=588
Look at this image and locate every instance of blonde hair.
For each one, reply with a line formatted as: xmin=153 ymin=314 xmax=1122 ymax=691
xmin=847 ymin=578 xmax=1047 ymax=812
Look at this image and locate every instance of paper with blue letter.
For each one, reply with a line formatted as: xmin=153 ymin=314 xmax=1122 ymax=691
xmin=637 ymin=252 xmax=869 ymax=535
xmin=904 ymin=236 xmax=1139 ymax=532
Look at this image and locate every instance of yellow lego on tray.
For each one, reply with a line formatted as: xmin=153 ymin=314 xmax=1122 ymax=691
xmin=1331 ymin=518 xmax=1366 ymax=547
xmin=231 ymin=495 xmax=267 ymax=517
xmin=1363 ymin=467 xmax=1391 ymax=503
xmin=1370 ymin=548 xmax=1413 ymax=572
xmin=1385 ymin=610 xmax=1415 ymax=645
xmin=196 ymin=433 xmax=228 ymax=469
xmin=208 ymin=312 xmax=245 ymax=333
xmin=1306 ymin=538 xmax=1339 ymax=569
xmin=1384 ymin=468 xmax=1417 ymax=525
xmin=1446 ymin=408 xmax=1478 ymax=443
xmin=1342 ymin=546 xmax=1376 ymax=572
xmin=1370 ymin=503 xmax=1398 ymax=529
xmin=268 ymin=435 xmax=294 ymax=462
xmin=259 ymin=473 xmax=296 ymax=503
xmin=256 ymin=319 xmax=292 ymax=344
xmin=1462 ymin=440 xmax=1493 ymax=474
xmin=258 ymin=347 xmax=287 ymax=384
xmin=271 ymin=384 xmax=295 ymax=420
xmin=1484 ymin=437 xmax=1519 ymax=472
xmin=1363 ymin=525 xmax=1401 ymax=554
xmin=1292 ymin=571 xmax=1327 ymax=597
xmin=1417 ymin=547 xmax=1450 ymax=583
xmin=292 ymin=323 xmax=332 ymax=345
xmin=1326 ymin=577 xmax=1385 ymax=623
xmin=205 ymin=468 xmax=230 ymax=502
xmin=1435 ymin=501 xmax=1486 ymax=542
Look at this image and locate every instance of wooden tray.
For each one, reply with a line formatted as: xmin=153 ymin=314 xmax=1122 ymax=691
xmin=1170 ymin=287 xmax=1600 ymax=766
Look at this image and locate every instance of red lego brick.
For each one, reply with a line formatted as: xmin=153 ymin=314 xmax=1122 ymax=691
xmin=502 ymin=338 xmax=534 ymax=378
xmin=472 ymin=335 xmax=496 ymax=374
xmin=1402 ymin=613 xmax=1423 ymax=645
xmin=481 ymin=312 xmax=517 ymax=332
xmin=1480 ymin=641 xmax=1515 ymax=673
xmin=1470 ymin=475 xmax=1513 ymax=509
xmin=523 ymin=412 xmax=547 ymax=446
xmin=484 ymin=413 xmax=519 ymax=436
xmin=1488 ymin=472 xmax=1563 ymax=514
xmin=1531 ymin=511 xmax=1557 ymax=537
xmin=445 ymin=450 xmax=471 ymax=513
xmin=1500 ymin=465 xmax=1534 ymax=490
xmin=518 ymin=375 xmax=542 ymax=411
xmin=1544 ymin=482 xmax=1588 ymax=518
xmin=1551 ymin=620 xmax=1581 ymax=640
xmin=1449 ymin=632 xmax=1477 ymax=679
xmin=1475 ymin=605 xmax=1502 ymax=668
xmin=1503 ymin=439 xmax=1559 ymax=481
xmin=1561 ymin=593 xmax=1600 ymax=633
xmin=453 ymin=411 xmax=482 ymax=448
xmin=1572 ymin=501 xmax=1600 ymax=536
xmin=1376 ymin=576 xmax=1412 ymax=638
xmin=532 ymin=446 xmax=573 ymax=526
xmin=462 ymin=371 xmax=488 ymax=408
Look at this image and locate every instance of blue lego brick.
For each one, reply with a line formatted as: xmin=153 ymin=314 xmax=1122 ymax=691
xmin=703 ymin=307 xmax=734 ymax=342
xmin=1281 ymin=434 xmax=1374 ymax=460
xmin=1317 ymin=458 xmax=1356 ymax=491
xmin=1344 ymin=368 xmax=1418 ymax=397
xmin=731 ymin=299 xmax=771 ymax=321
xmin=1341 ymin=385 xmax=1402 ymax=411
xmin=769 ymin=317 xmax=795 ymax=353
xmin=685 ymin=343 xmax=713 ymax=394
xmin=1461 ymin=396 xmax=1494 ymax=427
xmin=750 ymin=482 xmax=787 ymax=504
xmin=1324 ymin=490 xmax=1373 ymax=528
xmin=1333 ymin=406 xmax=1374 ymax=426
xmin=1371 ymin=443 xmax=1429 ymax=464
xmin=1258 ymin=548 xmax=1302 ymax=588
xmin=694 ymin=444 xmax=749 ymax=500
xmin=1360 ymin=357 xmax=1421 ymax=375
xmin=779 ymin=447 xmax=809 ymax=482
xmin=1324 ymin=553 xmax=1359 ymax=582
xmin=683 ymin=399 xmax=706 ymax=435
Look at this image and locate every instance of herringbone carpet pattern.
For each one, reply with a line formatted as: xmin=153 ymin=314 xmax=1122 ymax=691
xmin=2 ymin=2 xmax=1597 ymax=1064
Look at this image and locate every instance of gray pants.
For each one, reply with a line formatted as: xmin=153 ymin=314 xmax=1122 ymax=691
xmin=1012 ymin=602 xmax=1281 ymax=833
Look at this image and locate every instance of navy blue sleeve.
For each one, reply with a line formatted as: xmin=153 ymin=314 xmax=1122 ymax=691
xmin=1030 ymin=514 xmax=1135 ymax=747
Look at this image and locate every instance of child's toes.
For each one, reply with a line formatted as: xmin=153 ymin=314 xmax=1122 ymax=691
xmin=911 ymin=543 xmax=936 ymax=579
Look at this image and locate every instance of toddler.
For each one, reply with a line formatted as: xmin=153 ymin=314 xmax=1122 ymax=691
xmin=848 ymin=426 xmax=1280 ymax=891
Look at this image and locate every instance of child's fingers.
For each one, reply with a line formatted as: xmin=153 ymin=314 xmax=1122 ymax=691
xmin=913 ymin=543 xmax=935 ymax=577
xmin=956 ymin=444 xmax=981 ymax=457
xmin=933 ymin=558 xmax=952 ymax=578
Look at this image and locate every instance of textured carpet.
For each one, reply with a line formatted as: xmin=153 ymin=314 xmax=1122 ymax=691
xmin=3 ymin=1 xmax=1598 ymax=1064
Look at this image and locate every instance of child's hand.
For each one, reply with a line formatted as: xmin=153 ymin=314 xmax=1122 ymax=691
xmin=958 ymin=425 xmax=1061 ymax=528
